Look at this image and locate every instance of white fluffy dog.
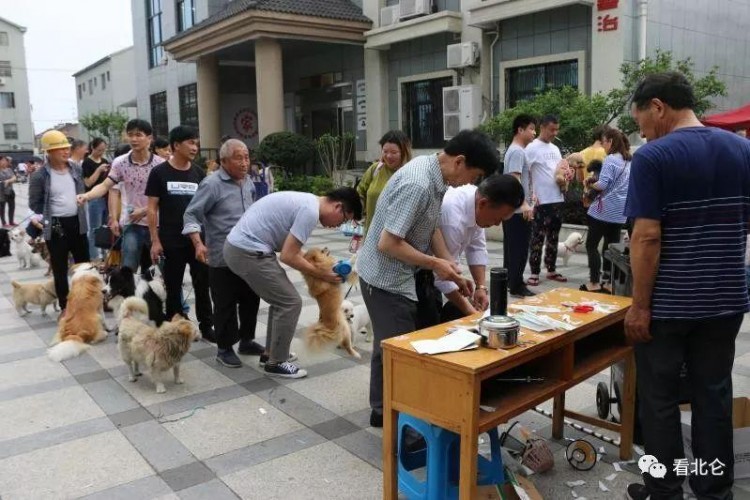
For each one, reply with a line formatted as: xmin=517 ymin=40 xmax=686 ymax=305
xmin=556 ymin=232 xmax=584 ymax=267
xmin=341 ymin=299 xmax=373 ymax=343
xmin=9 ymin=228 xmax=43 ymax=269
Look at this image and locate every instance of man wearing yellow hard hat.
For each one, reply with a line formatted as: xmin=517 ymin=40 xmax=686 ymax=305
xmin=28 ymin=130 xmax=90 ymax=317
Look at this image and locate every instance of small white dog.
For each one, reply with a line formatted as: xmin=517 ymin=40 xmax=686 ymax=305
xmin=557 ymin=232 xmax=584 ymax=267
xmin=341 ymin=299 xmax=373 ymax=343
xmin=9 ymin=228 xmax=43 ymax=269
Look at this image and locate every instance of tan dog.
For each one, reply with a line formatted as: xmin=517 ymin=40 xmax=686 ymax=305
xmin=117 ymin=297 xmax=199 ymax=393
xmin=48 ymin=273 xmax=107 ymax=362
xmin=11 ymin=279 xmax=58 ymax=316
xmin=302 ymin=248 xmax=359 ymax=359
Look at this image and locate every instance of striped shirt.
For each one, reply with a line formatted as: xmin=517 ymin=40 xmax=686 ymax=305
xmin=357 ymin=154 xmax=447 ymax=301
xmin=624 ymin=127 xmax=750 ymax=320
xmin=587 ymin=153 xmax=629 ymax=224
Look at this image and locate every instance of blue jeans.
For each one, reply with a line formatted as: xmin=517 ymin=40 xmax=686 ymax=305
xmin=121 ymin=224 xmax=151 ymax=273
xmin=86 ymin=197 xmax=108 ymax=259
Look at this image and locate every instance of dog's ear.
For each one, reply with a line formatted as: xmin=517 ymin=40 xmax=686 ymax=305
xmin=170 ymin=314 xmax=183 ymax=322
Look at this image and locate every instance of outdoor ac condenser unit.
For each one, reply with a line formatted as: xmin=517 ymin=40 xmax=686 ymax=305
xmin=443 ymin=85 xmax=482 ymax=140
xmin=399 ymin=0 xmax=430 ymax=20
xmin=447 ymin=42 xmax=479 ymax=69
xmin=0 ymin=77 xmax=6 ymax=86
xmin=380 ymin=5 xmax=399 ymax=27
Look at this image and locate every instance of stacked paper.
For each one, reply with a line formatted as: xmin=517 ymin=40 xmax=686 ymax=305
xmin=411 ymin=329 xmax=481 ymax=355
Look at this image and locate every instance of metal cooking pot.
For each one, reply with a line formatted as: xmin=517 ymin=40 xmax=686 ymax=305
xmin=480 ymin=315 xmax=520 ymax=349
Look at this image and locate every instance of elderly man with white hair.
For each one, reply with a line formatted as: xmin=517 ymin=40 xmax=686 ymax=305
xmin=183 ymin=139 xmax=262 ymax=368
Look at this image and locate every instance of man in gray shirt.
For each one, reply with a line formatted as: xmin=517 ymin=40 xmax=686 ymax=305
xmin=357 ymin=129 xmax=502 ymax=427
xmin=224 ymin=188 xmax=362 ymax=379
xmin=502 ymin=114 xmax=537 ymax=297
xmin=183 ymin=139 xmax=261 ymax=368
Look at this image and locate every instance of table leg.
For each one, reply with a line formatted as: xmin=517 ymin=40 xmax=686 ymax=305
xmin=382 ymin=350 xmax=398 ymax=500
xmin=619 ymin=352 xmax=636 ymax=460
xmin=552 ymin=393 xmax=566 ymax=439
xmin=458 ymin=383 xmax=480 ymax=499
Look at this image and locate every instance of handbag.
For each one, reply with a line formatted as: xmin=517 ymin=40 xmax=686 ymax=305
xmin=94 ymin=225 xmax=114 ymax=249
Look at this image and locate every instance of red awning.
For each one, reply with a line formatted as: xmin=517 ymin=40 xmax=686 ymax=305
xmin=702 ymin=103 xmax=750 ymax=130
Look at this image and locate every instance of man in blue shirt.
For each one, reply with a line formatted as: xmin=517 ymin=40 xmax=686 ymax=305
xmin=624 ymin=72 xmax=750 ymax=500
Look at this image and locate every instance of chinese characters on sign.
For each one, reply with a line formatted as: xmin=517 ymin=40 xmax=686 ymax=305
xmin=233 ymin=108 xmax=258 ymax=139
xmin=597 ymin=0 xmax=619 ymax=32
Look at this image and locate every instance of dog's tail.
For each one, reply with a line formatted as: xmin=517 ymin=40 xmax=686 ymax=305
xmin=305 ymin=322 xmax=339 ymax=350
xmin=119 ymin=296 xmax=150 ymax=321
xmin=11 ymin=280 xmax=20 ymax=289
xmin=47 ymin=337 xmax=90 ymax=362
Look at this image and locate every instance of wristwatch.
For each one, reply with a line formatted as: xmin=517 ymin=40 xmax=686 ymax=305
xmin=476 ymin=285 xmax=488 ymax=292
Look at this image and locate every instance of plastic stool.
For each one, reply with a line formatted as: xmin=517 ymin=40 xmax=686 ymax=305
xmin=397 ymin=412 xmax=504 ymax=500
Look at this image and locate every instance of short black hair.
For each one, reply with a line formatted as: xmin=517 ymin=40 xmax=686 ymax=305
xmin=126 ymin=119 xmax=153 ymax=136
xmin=114 ymin=144 xmax=131 ymax=157
xmin=632 ymin=71 xmax=696 ymax=111
xmin=70 ymin=139 xmax=87 ymax=150
xmin=511 ymin=114 xmax=536 ymax=136
xmin=591 ymin=125 xmax=611 ymax=143
xmin=152 ymin=136 xmax=170 ymax=150
xmin=168 ymin=126 xmax=199 ymax=150
xmin=444 ymin=130 xmax=500 ymax=177
xmin=540 ymin=114 xmax=559 ymax=126
xmin=89 ymin=137 xmax=106 ymax=150
xmin=325 ymin=187 xmax=363 ymax=221
xmin=477 ymin=174 xmax=525 ymax=209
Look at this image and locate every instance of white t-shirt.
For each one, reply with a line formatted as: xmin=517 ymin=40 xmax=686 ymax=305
xmin=49 ymin=168 xmax=79 ymax=217
xmin=227 ymin=192 xmax=319 ymax=253
xmin=525 ymin=138 xmax=563 ymax=205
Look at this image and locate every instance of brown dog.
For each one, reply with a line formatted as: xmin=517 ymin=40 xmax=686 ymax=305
xmin=302 ymin=248 xmax=359 ymax=359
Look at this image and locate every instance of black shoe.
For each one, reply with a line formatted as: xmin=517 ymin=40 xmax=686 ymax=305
xmin=510 ymin=287 xmax=536 ymax=298
xmin=238 ymin=340 xmax=265 ymax=356
xmin=370 ymin=410 xmax=383 ymax=428
xmin=264 ymin=361 xmax=307 ymax=379
xmin=625 ymin=483 xmax=649 ymax=500
xmin=201 ymin=328 xmax=216 ymax=343
xmin=216 ymin=349 xmax=242 ymax=368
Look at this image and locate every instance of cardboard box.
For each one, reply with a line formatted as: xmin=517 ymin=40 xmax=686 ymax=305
xmin=681 ymin=397 xmax=750 ymax=479
xmin=475 ymin=468 xmax=543 ymax=500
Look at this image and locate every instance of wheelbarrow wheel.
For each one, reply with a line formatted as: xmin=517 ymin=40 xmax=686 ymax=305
xmin=614 ymin=380 xmax=622 ymax=420
xmin=596 ymin=381 xmax=610 ymax=419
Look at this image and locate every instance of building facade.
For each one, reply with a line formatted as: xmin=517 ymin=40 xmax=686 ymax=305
xmin=73 ymin=47 xmax=138 ymax=141
xmin=0 ymin=16 xmax=34 ymax=152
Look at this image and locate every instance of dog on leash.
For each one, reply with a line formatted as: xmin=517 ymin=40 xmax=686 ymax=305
xmin=301 ymin=248 xmax=359 ymax=359
xmin=48 ymin=273 xmax=108 ymax=362
xmin=9 ymin=228 xmax=43 ymax=269
xmin=341 ymin=299 xmax=373 ymax=343
xmin=104 ymin=266 xmax=167 ymax=328
xmin=29 ymin=237 xmax=52 ymax=276
xmin=556 ymin=232 xmax=584 ymax=267
xmin=11 ymin=279 xmax=58 ymax=316
xmin=117 ymin=296 xmax=199 ymax=393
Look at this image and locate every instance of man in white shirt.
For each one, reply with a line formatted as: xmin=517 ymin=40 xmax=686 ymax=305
xmin=525 ymin=115 xmax=568 ymax=286
xmin=435 ymin=175 xmax=524 ymax=321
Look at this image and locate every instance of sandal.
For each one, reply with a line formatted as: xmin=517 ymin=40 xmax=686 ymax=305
xmin=579 ymin=284 xmax=607 ymax=293
xmin=526 ymin=275 xmax=540 ymax=287
xmin=546 ymin=272 xmax=568 ymax=283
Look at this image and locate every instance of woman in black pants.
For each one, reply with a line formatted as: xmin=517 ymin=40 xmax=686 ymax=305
xmin=580 ymin=128 xmax=631 ymax=293
xmin=0 ymin=156 xmax=16 ymax=227
xmin=29 ymin=131 xmax=90 ymax=316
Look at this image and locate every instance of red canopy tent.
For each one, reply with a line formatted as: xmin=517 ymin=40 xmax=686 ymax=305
xmin=702 ymin=103 xmax=750 ymax=130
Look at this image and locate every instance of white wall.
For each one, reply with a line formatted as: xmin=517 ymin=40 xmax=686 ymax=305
xmin=0 ymin=18 xmax=33 ymax=150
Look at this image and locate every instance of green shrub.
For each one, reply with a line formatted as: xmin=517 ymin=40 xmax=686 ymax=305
xmin=275 ymin=174 xmax=334 ymax=195
xmin=255 ymin=132 xmax=315 ymax=174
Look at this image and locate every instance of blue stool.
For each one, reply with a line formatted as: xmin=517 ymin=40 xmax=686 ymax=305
xmin=397 ymin=412 xmax=505 ymax=500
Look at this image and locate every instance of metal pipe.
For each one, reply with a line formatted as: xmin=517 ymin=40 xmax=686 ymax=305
xmin=637 ymin=0 xmax=648 ymax=61
xmin=489 ymin=22 xmax=501 ymax=115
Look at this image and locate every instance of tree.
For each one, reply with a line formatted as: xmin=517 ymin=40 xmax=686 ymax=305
xmin=79 ymin=111 xmax=128 ymax=146
xmin=316 ymin=132 xmax=355 ymax=180
xmin=605 ymin=50 xmax=727 ymax=135
xmin=254 ymin=131 xmax=316 ymax=174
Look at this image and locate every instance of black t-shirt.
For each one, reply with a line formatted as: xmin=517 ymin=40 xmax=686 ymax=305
xmin=81 ymin=157 xmax=109 ymax=192
xmin=145 ymin=162 xmax=205 ymax=244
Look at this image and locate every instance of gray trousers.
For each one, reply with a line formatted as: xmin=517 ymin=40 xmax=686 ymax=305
xmin=360 ymin=278 xmax=417 ymax=414
xmin=224 ymin=242 xmax=301 ymax=364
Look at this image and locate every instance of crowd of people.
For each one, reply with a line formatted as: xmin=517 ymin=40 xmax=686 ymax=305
xmin=8 ymin=71 xmax=750 ymax=499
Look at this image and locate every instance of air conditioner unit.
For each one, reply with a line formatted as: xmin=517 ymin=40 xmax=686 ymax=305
xmin=399 ymin=0 xmax=430 ymax=20
xmin=0 ymin=77 xmax=6 ymax=86
xmin=380 ymin=5 xmax=399 ymax=27
xmin=443 ymin=85 xmax=482 ymax=140
xmin=447 ymin=42 xmax=479 ymax=69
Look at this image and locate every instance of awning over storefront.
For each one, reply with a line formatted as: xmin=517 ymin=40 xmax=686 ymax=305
xmin=702 ymin=103 xmax=750 ymax=130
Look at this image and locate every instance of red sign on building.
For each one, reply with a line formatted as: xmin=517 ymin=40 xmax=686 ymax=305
xmin=597 ymin=14 xmax=619 ymax=32
xmin=597 ymin=0 xmax=619 ymax=11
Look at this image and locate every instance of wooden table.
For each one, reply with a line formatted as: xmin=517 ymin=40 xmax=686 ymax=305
xmin=381 ymin=289 xmax=635 ymax=499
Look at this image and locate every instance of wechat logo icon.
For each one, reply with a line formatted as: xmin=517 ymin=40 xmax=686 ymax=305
xmin=639 ymin=454 xmax=667 ymax=478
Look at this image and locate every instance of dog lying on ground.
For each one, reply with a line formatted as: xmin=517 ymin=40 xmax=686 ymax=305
xmin=48 ymin=273 xmax=107 ymax=362
xmin=9 ymin=228 xmax=43 ymax=269
xmin=341 ymin=299 xmax=373 ymax=343
xmin=11 ymin=279 xmax=58 ymax=316
xmin=555 ymin=232 xmax=584 ymax=267
xmin=117 ymin=296 xmax=199 ymax=393
xmin=302 ymin=248 xmax=359 ymax=359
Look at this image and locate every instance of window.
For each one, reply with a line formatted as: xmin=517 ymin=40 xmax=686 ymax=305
xmin=150 ymin=91 xmax=168 ymax=138
xmin=0 ymin=32 xmax=8 ymax=46
xmin=401 ymin=76 xmax=453 ymax=149
xmin=93 ymin=77 xmax=97 ymax=88
xmin=77 ymin=84 xmax=83 ymax=100
xmin=176 ymin=0 xmax=195 ymax=32
xmin=178 ymin=83 xmax=198 ymax=128
xmin=88 ymin=79 xmax=93 ymax=95
xmin=0 ymin=92 xmax=15 ymax=108
xmin=3 ymin=123 xmax=17 ymax=140
xmin=107 ymin=71 xmax=110 ymax=82
xmin=146 ymin=0 xmax=164 ymax=68
xmin=506 ymin=59 xmax=578 ymax=108
xmin=0 ymin=61 xmax=11 ymax=77
xmin=101 ymin=73 xmax=106 ymax=90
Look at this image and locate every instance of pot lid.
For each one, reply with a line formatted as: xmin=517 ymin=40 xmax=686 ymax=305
xmin=481 ymin=315 xmax=519 ymax=329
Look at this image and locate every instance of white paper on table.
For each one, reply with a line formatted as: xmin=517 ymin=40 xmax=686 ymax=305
xmin=509 ymin=304 xmax=562 ymax=313
xmin=410 ymin=329 xmax=481 ymax=355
